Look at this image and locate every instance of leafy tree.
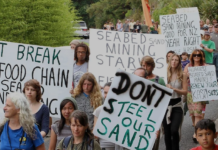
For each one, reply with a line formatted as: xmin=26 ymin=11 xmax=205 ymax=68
xmin=0 ymin=0 xmax=78 ymax=47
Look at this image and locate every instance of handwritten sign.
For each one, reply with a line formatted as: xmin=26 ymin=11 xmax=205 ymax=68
xmin=93 ymin=69 xmax=173 ymax=150
xmin=188 ymin=66 xmax=218 ymax=102
xmin=176 ymin=7 xmax=199 ymax=15
xmin=0 ymin=41 xmax=74 ymax=117
xmin=160 ymin=13 xmax=201 ymax=54
xmin=89 ymin=29 xmax=167 ymax=86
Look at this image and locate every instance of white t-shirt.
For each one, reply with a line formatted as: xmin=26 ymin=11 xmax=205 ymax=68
xmin=93 ymin=106 xmax=115 ymax=148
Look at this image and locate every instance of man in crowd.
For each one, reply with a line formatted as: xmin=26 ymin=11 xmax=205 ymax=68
xmin=129 ymin=19 xmax=135 ymax=32
xmin=211 ymin=24 xmax=218 ymax=80
xmin=141 ymin=21 xmax=148 ymax=33
xmin=209 ymin=25 xmax=213 ymax=33
xmin=200 ymin=20 xmax=205 ymax=30
xmin=134 ymin=20 xmax=141 ymax=33
xmin=72 ymin=43 xmax=90 ymax=89
xmin=123 ymin=20 xmax=130 ymax=32
xmin=212 ymin=19 xmax=218 ymax=32
xmin=200 ymin=31 xmax=216 ymax=64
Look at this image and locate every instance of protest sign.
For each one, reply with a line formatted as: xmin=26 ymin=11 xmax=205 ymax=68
xmin=188 ymin=65 xmax=218 ymax=102
xmin=93 ymin=69 xmax=173 ymax=150
xmin=160 ymin=13 xmax=201 ymax=54
xmin=176 ymin=7 xmax=199 ymax=15
xmin=0 ymin=41 xmax=74 ymax=117
xmin=89 ymin=29 xmax=167 ymax=86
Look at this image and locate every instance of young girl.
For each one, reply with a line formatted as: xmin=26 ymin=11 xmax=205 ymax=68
xmin=181 ymin=52 xmax=190 ymax=71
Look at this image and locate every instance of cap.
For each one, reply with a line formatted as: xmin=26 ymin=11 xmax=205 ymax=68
xmin=204 ymin=31 xmax=210 ymax=35
xmin=62 ymin=97 xmax=78 ymax=110
xmin=203 ymin=26 xmax=208 ymax=30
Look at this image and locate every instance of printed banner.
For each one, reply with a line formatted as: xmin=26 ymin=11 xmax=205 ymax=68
xmin=89 ymin=29 xmax=167 ymax=86
xmin=0 ymin=41 xmax=74 ymax=117
xmin=93 ymin=69 xmax=173 ymax=150
xmin=160 ymin=13 xmax=201 ymax=54
xmin=188 ymin=66 xmax=218 ymax=102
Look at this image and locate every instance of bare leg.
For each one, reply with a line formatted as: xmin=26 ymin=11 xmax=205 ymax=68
xmin=192 ymin=116 xmax=195 ymax=127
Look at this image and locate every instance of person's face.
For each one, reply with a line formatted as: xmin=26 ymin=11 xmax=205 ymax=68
xmin=76 ymin=47 xmax=86 ymax=61
xmin=171 ymin=56 xmax=179 ymax=68
xmin=71 ymin=44 xmax=76 ymax=50
xmin=200 ymin=21 xmax=204 ymax=26
xmin=103 ymin=86 xmax=110 ymax=99
xmin=82 ymin=80 xmax=93 ymax=94
xmin=4 ymin=98 xmax=19 ymax=118
xmin=71 ymin=118 xmax=87 ymax=139
xmin=209 ymin=27 xmax=213 ymax=32
xmin=141 ymin=62 xmax=153 ymax=76
xmin=25 ymin=86 xmax=37 ymax=101
xmin=181 ymin=55 xmax=188 ymax=60
xmin=134 ymin=69 xmax=146 ymax=78
xmin=167 ymin=53 xmax=173 ymax=62
xmin=215 ymin=26 xmax=218 ymax=32
xmin=61 ymin=102 xmax=75 ymax=120
xmin=204 ymin=35 xmax=210 ymax=40
xmin=193 ymin=52 xmax=202 ymax=63
xmin=196 ymin=129 xmax=217 ymax=149
xmin=213 ymin=20 xmax=217 ymax=25
xmin=206 ymin=19 xmax=210 ymax=24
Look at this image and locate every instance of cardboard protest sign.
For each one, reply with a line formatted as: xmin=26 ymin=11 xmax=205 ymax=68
xmin=93 ymin=69 xmax=173 ymax=150
xmin=188 ymin=66 xmax=218 ymax=102
xmin=0 ymin=41 xmax=74 ymax=117
xmin=89 ymin=29 xmax=167 ymax=86
xmin=160 ymin=13 xmax=201 ymax=54
xmin=176 ymin=7 xmax=199 ymax=15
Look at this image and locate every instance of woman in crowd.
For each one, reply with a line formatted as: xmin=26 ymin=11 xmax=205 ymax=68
xmin=0 ymin=92 xmax=45 ymax=149
xmin=74 ymin=72 xmax=102 ymax=130
xmin=57 ymin=110 xmax=101 ymax=150
xmin=110 ymin=22 xmax=115 ymax=31
xmin=23 ymin=79 xmax=49 ymax=138
xmin=49 ymin=97 xmax=78 ymax=150
xmin=184 ymin=49 xmax=206 ymax=143
xmin=163 ymin=53 xmax=187 ymax=150
xmin=166 ymin=51 xmax=175 ymax=63
xmin=69 ymin=40 xmax=81 ymax=50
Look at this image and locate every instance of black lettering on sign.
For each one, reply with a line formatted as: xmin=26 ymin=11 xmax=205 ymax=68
xmin=103 ymin=99 xmax=118 ymax=114
xmin=112 ymin=72 xmax=131 ymax=95
xmin=0 ymin=42 xmax=7 ymax=57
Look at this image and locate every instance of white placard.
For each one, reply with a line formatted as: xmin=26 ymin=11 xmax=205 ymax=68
xmin=188 ymin=66 xmax=218 ymax=102
xmin=93 ymin=69 xmax=173 ymax=150
xmin=0 ymin=41 xmax=74 ymax=118
xmin=89 ymin=29 xmax=167 ymax=86
xmin=176 ymin=7 xmax=199 ymax=14
xmin=160 ymin=13 xmax=201 ymax=54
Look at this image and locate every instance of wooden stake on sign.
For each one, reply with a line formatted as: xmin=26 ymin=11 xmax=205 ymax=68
xmin=141 ymin=0 xmax=153 ymax=27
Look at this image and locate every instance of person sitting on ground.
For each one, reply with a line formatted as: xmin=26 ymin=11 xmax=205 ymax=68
xmin=57 ymin=110 xmax=101 ymax=150
xmin=191 ymin=119 xmax=218 ymax=150
xmin=0 ymin=92 xmax=45 ymax=150
xmin=23 ymin=79 xmax=49 ymax=138
xmin=49 ymin=97 xmax=78 ymax=150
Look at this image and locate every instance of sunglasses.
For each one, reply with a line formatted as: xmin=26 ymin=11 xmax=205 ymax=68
xmin=193 ymin=54 xmax=201 ymax=57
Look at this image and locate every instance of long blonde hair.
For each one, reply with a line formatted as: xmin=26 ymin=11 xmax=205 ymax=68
xmin=74 ymin=72 xmax=102 ymax=109
xmin=0 ymin=92 xmax=36 ymax=139
xmin=167 ymin=54 xmax=183 ymax=83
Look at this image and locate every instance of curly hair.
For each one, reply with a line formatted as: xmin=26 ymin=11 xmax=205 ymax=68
xmin=0 ymin=92 xmax=36 ymax=140
xmin=73 ymin=72 xmax=102 ymax=109
xmin=23 ymin=79 xmax=42 ymax=102
xmin=189 ymin=49 xmax=205 ymax=66
xmin=74 ymin=43 xmax=90 ymax=62
xmin=167 ymin=53 xmax=183 ymax=83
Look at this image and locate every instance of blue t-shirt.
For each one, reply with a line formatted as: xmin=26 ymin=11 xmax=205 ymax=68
xmin=0 ymin=122 xmax=44 ymax=150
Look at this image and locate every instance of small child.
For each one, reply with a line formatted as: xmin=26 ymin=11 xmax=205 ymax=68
xmin=181 ymin=52 xmax=190 ymax=71
xmin=191 ymin=119 xmax=218 ymax=150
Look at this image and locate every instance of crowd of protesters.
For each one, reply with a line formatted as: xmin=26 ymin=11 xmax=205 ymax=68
xmin=102 ymin=19 xmax=160 ymax=34
xmin=1 ymin=18 xmax=218 ymax=150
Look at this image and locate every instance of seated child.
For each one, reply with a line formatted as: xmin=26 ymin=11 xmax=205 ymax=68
xmin=191 ymin=119 xmax=218 ymax=150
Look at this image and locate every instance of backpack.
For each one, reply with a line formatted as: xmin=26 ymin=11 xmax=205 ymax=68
xmin=62 ymin=135 xmax=94 ymax=150
xmin=155 ymin=76 xmax=159 ymax=84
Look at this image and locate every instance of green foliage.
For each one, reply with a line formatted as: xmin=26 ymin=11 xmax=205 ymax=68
xmin=0 ymin=0 xmax=78 ymax=47
xmin=200 ymin=0 xmax=218 ymax=20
